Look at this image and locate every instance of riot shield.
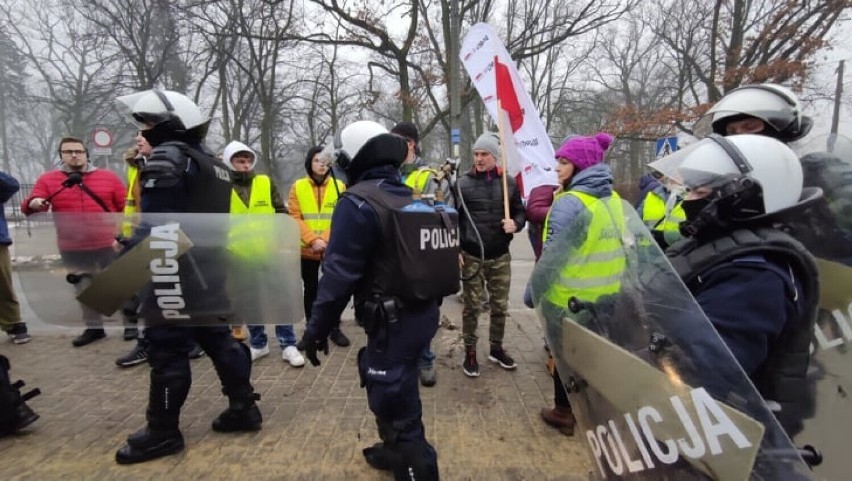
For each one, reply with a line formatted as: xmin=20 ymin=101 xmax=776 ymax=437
xmin=12 ymin=212 xmax=302 ymax=329
xmin=788 ymin=134 xmax=852 ymax=478
xmin=530 ymin=200 xmax=812 ymax=480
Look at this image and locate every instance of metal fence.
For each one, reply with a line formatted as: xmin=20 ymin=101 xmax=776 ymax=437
xmin=5 ymin=183 xmax=34 ymax=224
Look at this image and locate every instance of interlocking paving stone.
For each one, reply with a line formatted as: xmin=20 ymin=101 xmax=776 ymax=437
xmin=1 ymin=237 xmax=592 ymax=480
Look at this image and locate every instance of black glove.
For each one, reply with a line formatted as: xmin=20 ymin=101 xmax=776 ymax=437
xmin=296 ymin=335 xmax=329 ymax=367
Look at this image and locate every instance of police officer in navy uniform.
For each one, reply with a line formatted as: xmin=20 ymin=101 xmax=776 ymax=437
xmin=298 ymin=120 xmax=456 ymax=480
xmin=113 ymin=89 xmax=260 ymax=464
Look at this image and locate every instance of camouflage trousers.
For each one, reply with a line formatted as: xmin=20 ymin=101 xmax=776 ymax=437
xmin=461 ymin=251 xmax=511 ymax=348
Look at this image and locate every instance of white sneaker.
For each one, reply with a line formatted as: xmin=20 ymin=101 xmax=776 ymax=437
xmin=249 ymin=345 xmax=269 ymax=362
xmin=282 ymin=345 xmax=305 ymax=367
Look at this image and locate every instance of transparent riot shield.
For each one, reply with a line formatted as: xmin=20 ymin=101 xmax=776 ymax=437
xmin=789 ymin=134 xmax=852 ymax=478
xmin=12 ymin=212 xmax=302 ymax=330
xmin=530 ymin=200 xmax=812 ymax=480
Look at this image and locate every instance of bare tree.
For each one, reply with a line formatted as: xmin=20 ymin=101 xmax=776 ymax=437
xmin=640 ymin=0 xmax=850 ymax=135
xmin=184 ymin=0 xmax=300 ymax=181
xmin=77 ymin=0 xmax=189 ymax=91
xmin=0 ymin=27 xmax=28 ymax=175
xmin=1 ymin=0 xmax=122 ymax=171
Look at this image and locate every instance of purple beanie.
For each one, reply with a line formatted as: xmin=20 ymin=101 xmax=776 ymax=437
xmin=554 ymin=133 xmax=614 ymax=171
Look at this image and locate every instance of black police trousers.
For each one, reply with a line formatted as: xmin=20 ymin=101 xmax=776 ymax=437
xmin=358 ymin=301 xmax=440 ymax=480
xmin=144 ymin=323 xmax=253 ymax=430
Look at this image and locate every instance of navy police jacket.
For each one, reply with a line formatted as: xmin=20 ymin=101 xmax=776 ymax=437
xmin=690 ymin=254 xmax=807 ymax=376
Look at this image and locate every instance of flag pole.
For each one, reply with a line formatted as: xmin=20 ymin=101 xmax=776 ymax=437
xmin=496 ymin=98 xmax=511 ymax=221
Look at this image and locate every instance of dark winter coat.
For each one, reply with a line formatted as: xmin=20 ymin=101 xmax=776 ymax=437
xmin=456 ymin=167 xmax=526 ymax=259
xmin=0 ymin=172 xmax=19 ymax=245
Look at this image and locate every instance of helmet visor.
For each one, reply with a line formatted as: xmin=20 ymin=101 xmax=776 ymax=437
xmin=648 ymin=138 xmax=743 ymax=196
xmin=115 ymin=90 xmax=174 ymax=128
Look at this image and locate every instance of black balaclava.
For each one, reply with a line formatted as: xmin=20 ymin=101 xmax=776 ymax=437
xmin=681 ymin=198 xmax=712 ymax=222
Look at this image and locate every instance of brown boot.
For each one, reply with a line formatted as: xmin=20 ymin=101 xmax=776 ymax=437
xmin=540 ymin=406 xmax=575 ymax=436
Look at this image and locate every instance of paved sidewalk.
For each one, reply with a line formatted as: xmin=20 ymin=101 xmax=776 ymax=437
xmin=0 ymin=237 xmax=593 ymax=480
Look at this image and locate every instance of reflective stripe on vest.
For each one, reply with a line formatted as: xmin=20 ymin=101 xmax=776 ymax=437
xmin=294 ymin=177 xmax=342 ymax=245
xmin=121 ymin=166 xmax=139 ymax=237
xmin=230 ymin=175 xmax=275 ymax=214
xmin=404 ymin=169 xmax=435 ymax=195
xmin=641 ymin=191 xmax=685 ymax=233
xmin=543 ymin=191 xmax=626 ymax=305
xmin=229 ymin=175 xmax=276 ymax=258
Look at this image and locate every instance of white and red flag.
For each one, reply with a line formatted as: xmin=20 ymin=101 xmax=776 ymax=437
xmin=460 ymin=23 xmax=559 ymax=197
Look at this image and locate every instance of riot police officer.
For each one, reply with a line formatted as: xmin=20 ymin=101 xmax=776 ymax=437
xmin=298 ymin=120 xmax=458 ymax=480
xmin=113 ymin=89 xmax=260 ymax=464
xmin=650 ymin=134 xmax=821 ymax=435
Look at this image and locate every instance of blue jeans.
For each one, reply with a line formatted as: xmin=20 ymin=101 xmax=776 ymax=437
xmin=418 ymin=345 xmax=436 ymax=369
xmin=248 ymin=324 xmax=297 ymax=349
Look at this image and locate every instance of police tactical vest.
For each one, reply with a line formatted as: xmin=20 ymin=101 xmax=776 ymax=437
xmin=667 ymin=227 xmax=820 ymax=434
xmin=542 ymin=191 xmax=626 ymax=305
xmin=345 ymin=180 xmax=460 ymax=302
xmin=169 ymin=141 xmax=233 ymax=214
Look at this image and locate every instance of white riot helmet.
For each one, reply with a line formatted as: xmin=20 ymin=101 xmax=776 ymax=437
xmin=323 ymin=120 xmax=406 ymax=184
xmin=649 ymin=134 xmax=811 ymax=235
xmin=116 ymin=89 xmax=211 ymax=145
xmin=694 ymin=83 xmax=813 ymax=143
xmin=334 ymin=120 xmax=388 ymax=166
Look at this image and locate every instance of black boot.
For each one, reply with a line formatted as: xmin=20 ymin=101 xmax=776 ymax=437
xmin=211 ymin=393 xmax=262 ymax=432
xmin=15 ymin=402 xmax=39 ymax=431
xmin=363 ymin=442 xmax=403 ymax=471
xmin=115 ymin=426 xmax=184 ymax=464
xmin=0 ymin=356 xmax=40 ymax=437
xmin=369 ymin=418 xmax=439 ymax=481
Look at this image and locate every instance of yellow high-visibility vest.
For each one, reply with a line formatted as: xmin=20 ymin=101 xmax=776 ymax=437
xmin=230 ymin=175 xmax=274 ymax=214
xmin=121 ymin=166 xmax=139 ymax=238
xmin=641 ymin=190 xmax=685 ymax=234
xmin=404 ymin=168 xmax=436 ymax=195
xmin=294 ymin=177 xmax=343 ymax=246
xmin=229 ymin=175 xmax=276 ymax=258
xmin=542 ymin=191 xmax=626 ymax=305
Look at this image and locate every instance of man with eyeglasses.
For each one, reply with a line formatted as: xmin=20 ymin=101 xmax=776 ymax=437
xmin=22 ymin=136 xmax=126 ymax=347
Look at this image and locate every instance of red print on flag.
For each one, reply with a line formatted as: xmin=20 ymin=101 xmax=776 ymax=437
xmin=494 ymin=56 xmax=524 ymax=132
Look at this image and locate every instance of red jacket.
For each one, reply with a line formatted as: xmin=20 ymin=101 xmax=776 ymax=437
xmin=22 ymin=167 xmax=126 ymax=251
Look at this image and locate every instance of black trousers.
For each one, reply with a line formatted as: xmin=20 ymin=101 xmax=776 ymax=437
xmin=143 ymin=323 xmax=253 ymax=429
xmin=301 ymin=258 xmax=320 ymax=320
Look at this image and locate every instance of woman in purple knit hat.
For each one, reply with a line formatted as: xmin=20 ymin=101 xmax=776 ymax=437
xmin=537 ymin=132 xmax=618 ymax=436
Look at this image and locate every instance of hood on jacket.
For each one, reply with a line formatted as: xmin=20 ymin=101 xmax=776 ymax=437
xmin=567 ymin=163 xmax=614 ymax=198
xmin=304 ymin=145 xmax=326 ymax=175
xmin=223 ymin=140 xmax=257 ymax=171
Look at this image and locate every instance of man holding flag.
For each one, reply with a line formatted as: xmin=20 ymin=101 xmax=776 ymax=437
xmin=457 ymin=132 xmax=526 ymax=378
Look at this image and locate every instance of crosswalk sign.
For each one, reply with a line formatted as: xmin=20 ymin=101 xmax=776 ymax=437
xmin=655 ymin=136 xmax=678 ymax=158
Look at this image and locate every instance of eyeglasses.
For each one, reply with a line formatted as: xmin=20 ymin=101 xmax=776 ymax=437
xmin=60 ymin=150 xmax=86 ymax=156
